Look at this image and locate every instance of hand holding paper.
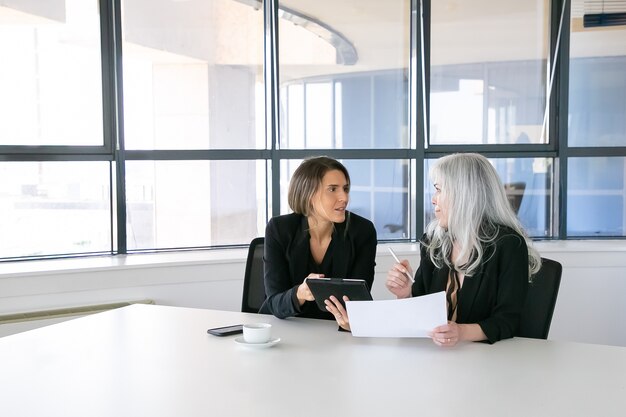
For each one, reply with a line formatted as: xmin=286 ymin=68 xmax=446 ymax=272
xmin=346 ymin=291 xmax=447 ymax=338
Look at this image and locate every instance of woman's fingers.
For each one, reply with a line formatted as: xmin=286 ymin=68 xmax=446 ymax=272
xmin=386 ymin=266 xmax=409 ymax=287
xmin=430 ymin=323 xmax=459 ymax=347
xmin=297 ymin=281 xmax=315 ymax=302
xmin=325 ymin=296 xmax=350 ymax=330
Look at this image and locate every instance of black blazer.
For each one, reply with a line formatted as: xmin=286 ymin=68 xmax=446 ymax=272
xmin=412 ymin=226 xmax=529 ymax=343
xmin=259 ymin=212 xmax=377 ymax=319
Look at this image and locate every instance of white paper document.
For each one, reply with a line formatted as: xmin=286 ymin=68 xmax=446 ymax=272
xmin=346 ymin=291 xmax=447 ymax=338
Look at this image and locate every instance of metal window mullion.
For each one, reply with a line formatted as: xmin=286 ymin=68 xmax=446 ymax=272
xmin=553 ymin=0 xmax=571 ymax=239
xmin=99 ymin=0 xmax=116 ymax=255
xmin=124 ymin=150 xmax=272 ymax=160
xmin=272 ymin=149 xmax=414 ymax=160
xmin=265 ymin=0 xmax=281 ymax=218
xmin=105 ymin=0 xmax=128 ymax=254
xmin=370 ymin=75 xmax=375 ymax=148
xmin=566 ymin=147 xmax=626 ymax=157
xmin=303 ymin=84 xmax=308 ymax=148
xmin=332 ymin=80 xmax=336 ymax=148
xmin=415 ymin=0 xmax=429 ymax=239
xmin=99 ymin=2 xmax=115 ymax=156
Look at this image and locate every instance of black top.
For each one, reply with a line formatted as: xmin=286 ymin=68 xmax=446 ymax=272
xmin=412 ymin=226 xmax=530 ymax=343
xmin=259 ymin=212 xmax=377 ymax=319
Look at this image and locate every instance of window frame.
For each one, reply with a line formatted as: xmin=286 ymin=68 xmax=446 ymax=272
xmin=2 ymin=0 xmax=626 ymax=262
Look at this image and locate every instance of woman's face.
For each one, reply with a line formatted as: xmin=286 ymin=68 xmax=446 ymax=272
xmin=432 ymin=183 xmax=449 ymax=228
xmin=310 ymin=169 xmax=350 ymax=223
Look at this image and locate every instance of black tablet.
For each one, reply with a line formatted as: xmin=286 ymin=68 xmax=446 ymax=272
xmin=305 ymin=277 xmax=372 ymax=311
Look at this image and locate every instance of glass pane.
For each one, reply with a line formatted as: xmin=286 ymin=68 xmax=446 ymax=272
xmin=125 ymin=160 xmax=267 ymax=249
xmin=568 ymin=157 xmax=626 ymax=236
xmin=568 ymin=0 xmax=626 ymax=147
xmin=121 ymin=0 xmax=264 ymax=150
xmin=0 ymin=0 xmax=103 ymax=146
xmin=0 ymin=162 xmax=111 ymax=259
xmin=278 ymin=0 xmax=410 ymax=149
xmin=424 ymin=157 xmax=554 ymax=238
xmin=430 ymin=1 xmax=549 ymax=145
xmin=280 ymin=159 xmax=410 ymax=239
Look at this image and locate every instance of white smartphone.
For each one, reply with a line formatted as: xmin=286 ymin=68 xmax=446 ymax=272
xmin=388 ymin=247 xmax=415 ymax=283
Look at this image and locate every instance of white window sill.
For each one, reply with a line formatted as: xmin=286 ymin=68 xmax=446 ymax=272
xmin=1 ymin=240 xmax=626 ymax=279
xmin=0 ymin=249 xmax=249 ymax=278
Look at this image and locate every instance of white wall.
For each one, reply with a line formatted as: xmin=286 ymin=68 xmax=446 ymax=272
xmin=1 ymin=241 xmax=625 ymax=347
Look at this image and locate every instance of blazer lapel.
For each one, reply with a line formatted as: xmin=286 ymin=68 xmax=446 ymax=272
xmin=289 ymin=216 xmax=312 ymax=281
xmin=457 ymin=266 xmax=484 ymax=322
xmin=434 ymin=266 xmax=449 ymax=292
xmin=330 ymin=223 xmax=350 ymax=277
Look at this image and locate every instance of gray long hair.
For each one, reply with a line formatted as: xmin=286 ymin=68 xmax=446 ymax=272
xmin=424 ymin=153 xmax=541 ymax=279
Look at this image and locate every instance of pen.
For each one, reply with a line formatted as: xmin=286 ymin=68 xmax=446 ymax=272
xmin=388 ymin=247 xmax=415 ymax=283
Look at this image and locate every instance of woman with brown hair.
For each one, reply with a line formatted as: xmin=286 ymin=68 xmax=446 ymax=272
xmin=259 ymin=156 xmax=377 ymax=331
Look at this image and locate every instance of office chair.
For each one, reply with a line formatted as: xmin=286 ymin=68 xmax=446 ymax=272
xmin=241 ymin=237 xmax=267 ymax=314
xmin=518 ymin=257 xmax=562 ymax=339
xmin=504 ymin=182 xmax=526 ymax=214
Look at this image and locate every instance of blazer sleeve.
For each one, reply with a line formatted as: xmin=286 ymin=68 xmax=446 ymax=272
xmin=259 ymin=218 xmax=301 ymax=319
xmin=411 ymin=239 xmax=436 ymax=297
xmin=477 ymin=233 xmax=529 ymax=343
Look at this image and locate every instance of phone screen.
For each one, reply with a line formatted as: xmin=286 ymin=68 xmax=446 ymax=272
xmin=207 ymin=324 xmax=244 ymax=336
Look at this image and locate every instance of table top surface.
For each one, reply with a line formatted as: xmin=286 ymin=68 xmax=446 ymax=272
xmin=0 ymin=304 xmax=625 ymax=417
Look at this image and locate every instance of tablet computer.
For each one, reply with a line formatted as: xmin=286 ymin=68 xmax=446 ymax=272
xmin=305 ymin=277 xmax=372 ymax=311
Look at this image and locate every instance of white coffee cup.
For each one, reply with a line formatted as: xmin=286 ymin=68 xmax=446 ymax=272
xmin=243 ymin=323 xmax=272 ymax=344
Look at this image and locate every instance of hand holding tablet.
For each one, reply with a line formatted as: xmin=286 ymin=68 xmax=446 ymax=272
xmin=305 ymin=277 xmax=373 ymax=311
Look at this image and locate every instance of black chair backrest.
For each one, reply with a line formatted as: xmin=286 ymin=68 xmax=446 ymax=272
xmin=518 ymin=257 xmax=562 ymax=339
xmin=504 ymin=182 xmax=526 ymax=214
xmin=241 ymin=237 xmax=267 ymax=314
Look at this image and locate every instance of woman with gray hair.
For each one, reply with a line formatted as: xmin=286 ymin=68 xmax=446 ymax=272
xmin=386 ymin=153 xmax=541 ymax=345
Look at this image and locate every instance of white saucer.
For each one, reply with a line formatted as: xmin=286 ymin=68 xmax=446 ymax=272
xmin=234 ymin=337 xmax=281 ymax=349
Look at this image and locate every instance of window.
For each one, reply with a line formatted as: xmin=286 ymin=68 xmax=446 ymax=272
xmin=121 ymin=0 xmax=265 ymax=150
xmin=430 ymin=0 xmax=549 ymax=145
xmin=0 ymin=161 xmax=112 ymax=258
xmin=120 ymin=0 xmax=266 ymax=248
xmin=568 ymin=158 xmax=626 ymax=237
xmin=567 ymin=0 xmax=626 ymax=236
xmin=278 ymin=0 xmax=411 ymax=239
xmin=0 ymin=0 xmax=104 ymax=147
xmin=427 ymin=0 xmax=557 ymax=238
xmin=126 ymin=160 xmax=266 ymax=249
xmin=280 ymin=158 xmax=410 ymax=240
xmin=424 ymin=157 xmax=554 ymax=238
xmin=2 ymin=0 xmax=626 ymax=261
xmin=0 ymin=0 xmax=111 ymax=260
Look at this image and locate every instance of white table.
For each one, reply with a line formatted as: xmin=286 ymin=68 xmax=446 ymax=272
xmin=0 ymin=304 xmax=624 ymax=417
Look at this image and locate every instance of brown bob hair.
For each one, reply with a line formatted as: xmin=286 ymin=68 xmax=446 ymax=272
xmin=288 ymin=156 xmax=350 ymax=216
